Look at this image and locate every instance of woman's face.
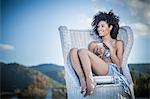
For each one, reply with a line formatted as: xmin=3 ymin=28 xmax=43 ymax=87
xmin=97 ymin=21 xmax=112 ymax=37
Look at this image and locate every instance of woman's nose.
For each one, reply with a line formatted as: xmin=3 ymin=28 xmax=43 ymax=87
xmin=98 ymin=27 xmax=102 ymax=31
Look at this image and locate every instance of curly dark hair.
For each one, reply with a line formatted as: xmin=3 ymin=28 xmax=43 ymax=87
xmin=91 ymin=10 xmax=120 ymax=39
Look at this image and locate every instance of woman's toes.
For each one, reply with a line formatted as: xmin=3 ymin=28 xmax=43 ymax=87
xmin=81 ymin=88 xmax=86 ymax=94
xmin=80 ymin=79 xmax=87 ymax=94
xmin=89 ymin=90 xmax=94 ymax=94
xmin=86 ymin=78 xmax=96 ymax=95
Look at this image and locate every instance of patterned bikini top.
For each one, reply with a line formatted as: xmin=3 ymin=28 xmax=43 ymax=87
xmin=101 ymin=48 xmax=111 ymax=59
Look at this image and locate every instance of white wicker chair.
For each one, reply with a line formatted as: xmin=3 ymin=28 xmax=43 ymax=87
xmin=59 ymin=26 xmax=135 ymax=99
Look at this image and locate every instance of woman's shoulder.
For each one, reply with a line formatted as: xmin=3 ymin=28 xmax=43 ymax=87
xmin=116 ymin=40 xmax=124 ymax=48
xmin=116 ymin=40 xmax=124 ymax=44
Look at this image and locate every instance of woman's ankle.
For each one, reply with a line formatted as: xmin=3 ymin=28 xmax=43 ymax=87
xmin=79 ymin=76 xmax=86 ymax=81
xmin=86 ymin=74 xmax=94 ymax=82
xmin=79 ymin=77 xmax=87 ymax=93
xmin=84 ymin=75 xmax=96 ymax=96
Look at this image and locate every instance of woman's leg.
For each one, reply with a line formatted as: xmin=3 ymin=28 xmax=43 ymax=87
xmin=69 ymin=48 xmax=86 ymax=94
xmin=78 ymin=48 xmax=108 ymax=96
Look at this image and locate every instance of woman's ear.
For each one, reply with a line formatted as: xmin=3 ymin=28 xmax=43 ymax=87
xmin=109 ymin=25 xmax=113 ymax=31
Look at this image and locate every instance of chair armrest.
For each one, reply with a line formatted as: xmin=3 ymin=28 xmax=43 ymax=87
xmin=93 ymin=76 xmax=118 ymax=84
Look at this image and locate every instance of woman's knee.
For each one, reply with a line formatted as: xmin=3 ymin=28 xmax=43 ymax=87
xmin=78 ymin=48 xmax=88 ymax=56
xmin=69 ymin=48 xmax=78 ymax=56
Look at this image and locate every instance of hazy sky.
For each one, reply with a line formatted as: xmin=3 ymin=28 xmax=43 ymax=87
xmin=1 ymin=0 xmax=150 ymax=66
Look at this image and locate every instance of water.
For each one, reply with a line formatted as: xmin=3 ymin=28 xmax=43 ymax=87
xmin=45 ymin=89 xmax=52 ymax=99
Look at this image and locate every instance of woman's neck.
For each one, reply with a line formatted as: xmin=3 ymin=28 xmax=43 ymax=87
xmin=102 ymin=34 xmax=113 ymax=41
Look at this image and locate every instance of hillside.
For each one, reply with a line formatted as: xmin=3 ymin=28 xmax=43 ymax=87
xmin=129 ymin=63 xmax=150 ymax=98
xmin=1 ymin=63 xmax=32 ymax=92
xmin=0 ymin=62 xmax=65 ymax=98
xmin=1 ymin=62 xmax=149 ymax=98
xmin=129 ymin=63 xmax=150 ymax=74
xmin=31 ymin=63 xmax=65 ymax=84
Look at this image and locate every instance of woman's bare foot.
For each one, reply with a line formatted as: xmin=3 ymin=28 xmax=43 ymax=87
xmin=79 ymin=78 xmax=87 ymax=95
xmin=85 ymin=75 xmax=96 ymax=96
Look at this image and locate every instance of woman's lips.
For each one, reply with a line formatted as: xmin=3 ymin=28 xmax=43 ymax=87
xmin=99 ymin=33 xmax=102 ymax=36
xmin=98 ymin=31 xmax=103 ymax=36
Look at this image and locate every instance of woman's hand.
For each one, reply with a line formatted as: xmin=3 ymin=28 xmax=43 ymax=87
xmin=95 ymin=47 xmax=105 ymax=56
xmin=103 ymin=40 xmax=116 ymax=53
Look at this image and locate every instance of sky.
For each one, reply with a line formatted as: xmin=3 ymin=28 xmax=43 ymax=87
xmin=0 ymin=0 xmax=150 ymax=66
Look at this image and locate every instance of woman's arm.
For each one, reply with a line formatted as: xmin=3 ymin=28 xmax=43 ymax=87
xmin=88 ymin=41 xmax=99 ymax=53
xmin=110 ymin=40 xmax=124 ymax=68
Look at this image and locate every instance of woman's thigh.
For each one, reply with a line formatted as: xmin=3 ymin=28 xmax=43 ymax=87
xmin=87 ymin=50 xmax=109 ymax=76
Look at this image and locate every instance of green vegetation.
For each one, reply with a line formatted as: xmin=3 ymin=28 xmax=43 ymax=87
xmin=18 ymin=68 xmax=65 ymax=98
xmin=130 ymin=65 xmax=150 ymax=98
xmin=2 ymin=62 xmax=149 ymax=98
xmin=0 ymin=62 xmax=66 ymax=99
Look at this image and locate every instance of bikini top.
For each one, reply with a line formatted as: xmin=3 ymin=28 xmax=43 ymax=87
xmin=101 ymin=48 xmax=111 ymax=59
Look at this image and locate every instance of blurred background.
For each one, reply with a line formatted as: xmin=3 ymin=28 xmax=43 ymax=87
xmin=0 ymin=0 xmax=150 ymax=98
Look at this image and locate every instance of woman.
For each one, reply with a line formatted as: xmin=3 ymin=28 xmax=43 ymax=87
xmin=69 ymin=10 xmax=124 ymax=97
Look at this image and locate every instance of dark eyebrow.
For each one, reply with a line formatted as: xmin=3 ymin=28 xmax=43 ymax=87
xmin=97 ymin=24 xmax=103 ymax=27
xmin=97 ymin=24 xmax=101 ymax=26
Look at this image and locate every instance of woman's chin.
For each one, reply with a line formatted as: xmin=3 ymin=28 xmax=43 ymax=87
xmin=99 ymin=34 xmax=103 ymax=36
xmin=99 ymin=35 xmax=104 ymax=37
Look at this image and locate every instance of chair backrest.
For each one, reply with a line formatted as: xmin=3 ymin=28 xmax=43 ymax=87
xmin=59 ymin=26 xmax=134 ymax=84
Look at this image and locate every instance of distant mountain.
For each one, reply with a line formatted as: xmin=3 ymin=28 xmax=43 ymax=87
xmin=1 ymin=62 xmax=32 ymax=92
xmin=0 ymin=62 xmax=64 ymax=98
xmin=129 ymin=63 xmax=150 ymax=74
xmin=30 ymin=63 xmax=65 ymax=84
xmin=1 ymin=62 xmax=149 ymax=98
